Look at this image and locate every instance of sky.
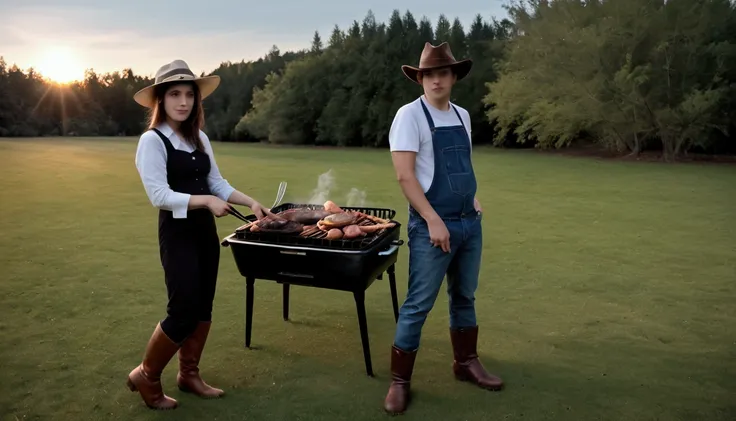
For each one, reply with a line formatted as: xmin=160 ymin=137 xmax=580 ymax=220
xmin=0 ymin=0 xmax=509 ymax=82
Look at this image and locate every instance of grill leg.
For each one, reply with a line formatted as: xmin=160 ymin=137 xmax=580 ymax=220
xmin=246 ymin=276 xmax=254 ymax=349
xmin=283 ymin=283 xmax=290 ymax=321
xmin=353 ymin=291 xmax=373 ymax=377
xmin=388 ymin=264 xmax=399 ymax=323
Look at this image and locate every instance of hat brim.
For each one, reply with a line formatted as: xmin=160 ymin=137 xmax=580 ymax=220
xmin=133 ymin=75 xmax=221 ymax=108
xmin=401 ymin=59 xmax=473 ymax=84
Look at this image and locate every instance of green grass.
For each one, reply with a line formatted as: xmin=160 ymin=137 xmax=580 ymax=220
xmin=1 ymin=137 xmax=734 ymax=421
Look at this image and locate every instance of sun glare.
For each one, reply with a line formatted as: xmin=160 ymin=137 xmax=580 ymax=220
xmin=36 ymin=46 xmax=84 ymax=84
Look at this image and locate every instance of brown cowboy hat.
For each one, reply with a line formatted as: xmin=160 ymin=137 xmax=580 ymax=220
xmin=133 ymin=59 xmax=220 ymax=108
xmin=401 ymin=42 xmax=473 ymax=84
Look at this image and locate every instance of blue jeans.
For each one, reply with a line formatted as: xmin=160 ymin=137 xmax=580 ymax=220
xmin=393 ymin=211 xmax=483 ymax=352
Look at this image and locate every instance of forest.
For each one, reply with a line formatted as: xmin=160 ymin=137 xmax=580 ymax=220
xmin=1 ymin=0 xmax=735 ymax=161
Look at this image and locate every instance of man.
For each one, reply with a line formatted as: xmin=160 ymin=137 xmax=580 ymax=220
xmin=384 ymin=42 xmax=504 ymax=415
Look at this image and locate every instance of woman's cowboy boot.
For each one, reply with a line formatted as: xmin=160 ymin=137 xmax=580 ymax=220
xmin=384 ymin=345 xmax=417 ymax=415
xmin=450 ymin=326 xmax=504 ymax=391
xmin=176 ymin=321 xmax=225 ymax=398
xmin=126 ymin=323 xmax=181 ymax=410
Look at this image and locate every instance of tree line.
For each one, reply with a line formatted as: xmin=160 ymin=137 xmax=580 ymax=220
xmin=1 ymin=1 xmax=734 ymax=161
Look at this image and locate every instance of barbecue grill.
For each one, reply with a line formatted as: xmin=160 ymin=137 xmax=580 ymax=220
xmin=221 ymin=203 xmax=404 ymax=376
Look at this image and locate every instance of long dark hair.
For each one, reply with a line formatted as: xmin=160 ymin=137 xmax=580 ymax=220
xmin=147 ymin=81 xmax=206 ymax=152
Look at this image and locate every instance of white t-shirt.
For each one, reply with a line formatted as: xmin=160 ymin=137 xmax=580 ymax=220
xmin=388 ymin=96 xmax=472 ymax=192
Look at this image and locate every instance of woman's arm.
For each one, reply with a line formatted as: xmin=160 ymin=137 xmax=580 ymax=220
xmin=135 ymin=131 xmax=195 ymax=218
xmin=200 ymin=132 xmax=274 ymax=218
xmin=225 ymin=190 xmax=256 ymax=208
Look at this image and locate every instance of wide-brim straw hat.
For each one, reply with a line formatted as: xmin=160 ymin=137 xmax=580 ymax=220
xmin=133 ymin=59 xmax=220 ymax=108
xmin=401 ymin=42 xmax=473 ymax=84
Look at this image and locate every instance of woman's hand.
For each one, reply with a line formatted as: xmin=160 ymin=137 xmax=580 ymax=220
xmin=250 ymin=201 xmax=276 ymax=220
xmin=206 ymin=196 xmax=231 ymax=217
xmin=221 ymin=191 xmax=280 ymax=220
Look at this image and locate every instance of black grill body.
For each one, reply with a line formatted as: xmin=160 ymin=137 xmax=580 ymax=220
xmin=221 ymin=203 xmax=404 ymax=376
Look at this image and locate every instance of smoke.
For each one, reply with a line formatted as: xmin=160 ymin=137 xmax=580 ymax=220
xmin=307 ymin=169 xmax=337 ymax=205
xmin=305 ymin=169 xmax=369 ymax=207
xmin=346 ymin=187 xmax=367 ymax=207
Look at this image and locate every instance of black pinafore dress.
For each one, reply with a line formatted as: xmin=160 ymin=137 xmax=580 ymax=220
xmin=152 ymin=129 xmax=221 ymax=340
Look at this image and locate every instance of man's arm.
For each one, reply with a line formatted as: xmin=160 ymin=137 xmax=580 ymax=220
xmin=392 ymin=151 xmax=451 ymax=252
xmin=461 ymin=107 xmax=481 ymax=213
xmin=388 ymin=105 xmax=451 ymax=252
xmin=391 ymin=151 xmax=441 ymax=223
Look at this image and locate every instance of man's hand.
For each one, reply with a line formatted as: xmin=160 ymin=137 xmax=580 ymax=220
xmin=474 ymin=197 xmax=482 ymax=213
xmin=428 ymin=217 xmax=451 ymax=253
xmin=392 ymin=151 xmax=451 ymax=253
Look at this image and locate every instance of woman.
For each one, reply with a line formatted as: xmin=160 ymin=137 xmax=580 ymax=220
xmin=126 ymin=59 xmax=274 ymax=410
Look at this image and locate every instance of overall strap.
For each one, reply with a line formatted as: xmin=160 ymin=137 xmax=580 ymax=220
xmin=151 ymin=128 xmax=175 ymax=153
xmin=450 ymin=105 xmax=466 ymax=130
xmin=419 ymin=98 xmax=436 ymax=130
xmin=420 ymin=98 xmax=466 ymax=131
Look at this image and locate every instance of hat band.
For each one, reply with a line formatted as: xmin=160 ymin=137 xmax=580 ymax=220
xmin=155 ymin=68 xmax=195 ymax=83
xmin=419 ymin=58 xmax=459 ymax=68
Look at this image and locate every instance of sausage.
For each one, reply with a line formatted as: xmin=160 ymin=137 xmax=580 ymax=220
xmin=326 ymin=228 xmax=343 ymax=240
xmin=342 ymin=224 xmax=365 ymax=239
xmin=359 ymin=222 xmax=396 ymax=233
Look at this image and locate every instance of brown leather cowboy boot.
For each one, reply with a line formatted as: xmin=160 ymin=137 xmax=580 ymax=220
xmin=384 ymin=345 xmax=417 ymax=415
xmin=126 ymin=323 xmax=181 ymax=410
xmin=176 ymin=321 xmax=225 ymax=398
xmin=450 ymin=326 xmax=504 ymax=391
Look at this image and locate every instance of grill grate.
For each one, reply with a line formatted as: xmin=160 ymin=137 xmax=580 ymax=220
xmin=233 ymin=203 xmax=398 ymax=250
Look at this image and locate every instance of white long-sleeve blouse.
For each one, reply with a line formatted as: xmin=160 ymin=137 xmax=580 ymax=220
xmin=134 ymin=123 xmax=235 ymax=218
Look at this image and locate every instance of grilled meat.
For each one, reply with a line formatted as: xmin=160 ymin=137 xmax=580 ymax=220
xmin=315 ymin=209 xmax=396 ymax=240
xmin=324 ymin=200 xmax=344 ymax=213
xmin=319 ymin=212 xmax=358 ymax=228
xmin=359 ymin=222 xmax=395 ymax=232
xmin=249 ymin=218 xmax=304 ymax=234
xmin=342 ymin=224 xmax=366 ymax=239
xmin=277 ymin=208 xmax=332 ymax=225
xmin=326 ymin=228 xmax=344 ymax=240
xmin=242 ymin=201 xmax=395 ymax=241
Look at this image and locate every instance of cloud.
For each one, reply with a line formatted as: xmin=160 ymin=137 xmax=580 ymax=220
xmin=0 ymin=0 xmax=509 ymax=76
xmin=0 ymin=5 xmax=308 ymax=76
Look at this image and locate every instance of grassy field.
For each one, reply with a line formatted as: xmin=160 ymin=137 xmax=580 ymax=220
xmin=0 ymin=136 xmax=734 ymax=421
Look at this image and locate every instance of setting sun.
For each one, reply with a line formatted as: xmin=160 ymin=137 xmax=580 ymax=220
xmin=35 ymin=46 xmax=84 ymax=84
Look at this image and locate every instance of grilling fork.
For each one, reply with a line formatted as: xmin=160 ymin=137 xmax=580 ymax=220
xmin=228 ymin=181 xmax=286 ymax=224
xmin=272 ymin=181 xmax=287 ymax=209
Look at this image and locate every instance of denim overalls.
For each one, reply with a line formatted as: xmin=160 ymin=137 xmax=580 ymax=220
xmin=394 ymin=98 xmax=483 ymax=352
